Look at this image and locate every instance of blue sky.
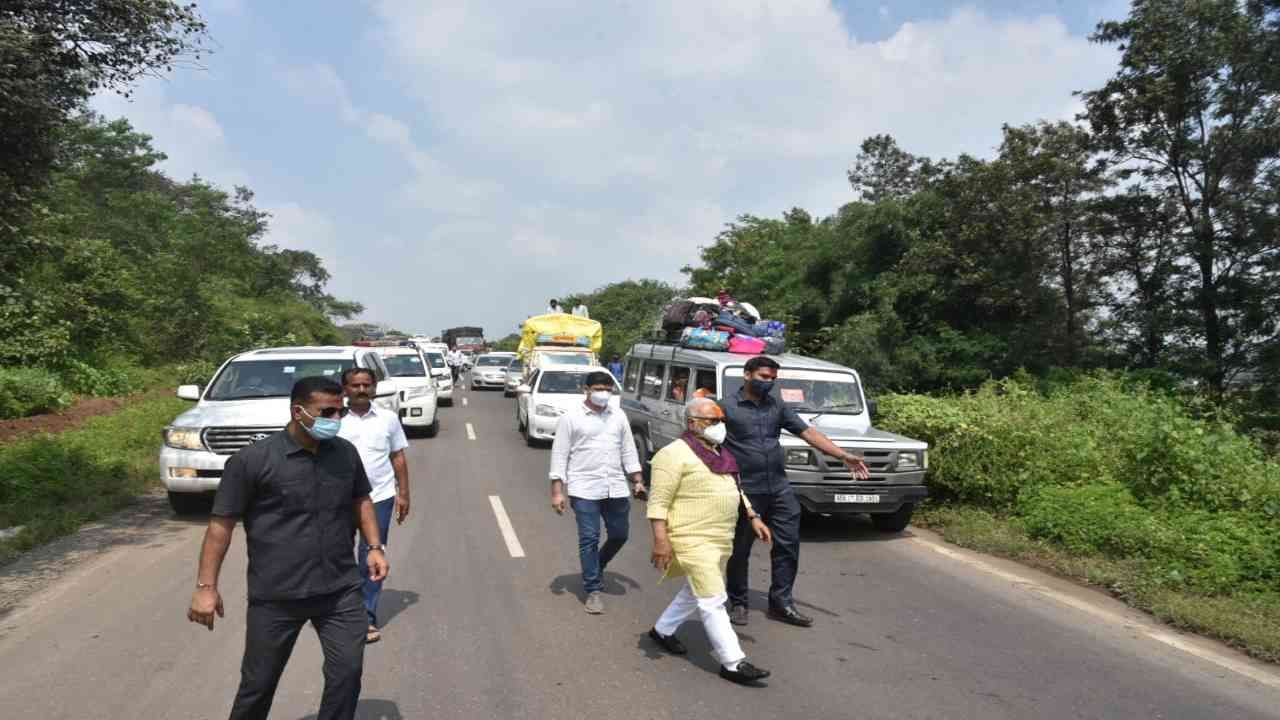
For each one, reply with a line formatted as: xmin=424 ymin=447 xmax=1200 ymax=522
xmin=95 ymin=0 xmax=1129 ymax=338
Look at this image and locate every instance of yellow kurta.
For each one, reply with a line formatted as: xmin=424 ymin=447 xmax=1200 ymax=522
xmin=646 ymin=439 xmax=752 ymax=598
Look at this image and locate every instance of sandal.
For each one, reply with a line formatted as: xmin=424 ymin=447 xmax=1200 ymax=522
xmin=366 ymin=625 xmax=382 ymax=644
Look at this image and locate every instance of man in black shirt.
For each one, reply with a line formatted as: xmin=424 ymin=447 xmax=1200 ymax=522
xmin=187 ymin=376 xmax=389 ymax=720
xmin=721 ymin=356 xmax=869 ymax=629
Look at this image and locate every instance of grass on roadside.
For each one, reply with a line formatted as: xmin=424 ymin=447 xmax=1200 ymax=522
xmin=0 ymin=394 xmax=188 ymax=565
xmin=916 ymin=503 xmax=1280 ymax=664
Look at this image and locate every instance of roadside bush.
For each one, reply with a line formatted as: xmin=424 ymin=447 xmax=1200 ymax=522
xmin=0 ymin=368 xmax=72 ymax=419
xmin=60 ymin=359 xmax=140 ymax=397
xmin=173 ymin=359 xmax=218 ymax=386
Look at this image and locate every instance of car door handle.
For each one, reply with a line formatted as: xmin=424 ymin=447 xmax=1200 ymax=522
xmin=660 ymin=409 xmax=671 ymax=417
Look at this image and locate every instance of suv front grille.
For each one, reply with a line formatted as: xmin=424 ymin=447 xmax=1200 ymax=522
xmin=203 ymin=426 xmax=284 ymax=455
xmin=825 ymin=449 xmax=894 ymax=473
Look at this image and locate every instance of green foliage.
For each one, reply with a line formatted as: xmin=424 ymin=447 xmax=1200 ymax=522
xmin=60 ymin=358 xmax=139 ymax=397
xmin=0 ymin=367 xmax=72 ymax=419
xmin=490 ymin=333 xmax=521 ymax=352
xmin=0 ymin=395 xmax=189 ymax=560
xmin=880 ymin=373 xmax=1280 ymax=599
xmin=173 ymin=360 xmax=217 ymax=387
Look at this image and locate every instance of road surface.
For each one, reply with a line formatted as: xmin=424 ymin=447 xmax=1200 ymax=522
xmin=1 ymin=389 xmax=1278 ymax=719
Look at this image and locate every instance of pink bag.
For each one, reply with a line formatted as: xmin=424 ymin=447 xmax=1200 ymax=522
xmin=728 ymin=335 xmax=766 ymax=355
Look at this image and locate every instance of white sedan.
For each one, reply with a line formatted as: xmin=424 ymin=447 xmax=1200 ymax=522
xmin=514 ymin=366 xmax=621 ymax=446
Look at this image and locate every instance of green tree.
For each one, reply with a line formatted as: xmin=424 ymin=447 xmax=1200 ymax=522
xmin=1083 ymin=0 xmax=1280 ymax=395
xmin=563 ymin=279 xmax=678 ymax=360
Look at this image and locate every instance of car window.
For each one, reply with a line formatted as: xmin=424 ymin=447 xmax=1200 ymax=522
xmin=666 ymin=366 xmax=690 ymax=403
xmin=542 ymin=352 xmax=592 ymax=366
xmin=640 ymin=361 xmax=666 ymax=400
xmin=721 ymin=367 xmax=864 ymax=414
xmin=360 ymin=352 xmax=388 ymax=381
xmin=537 ymin=371 xmax=588 ymax=394
xmin=424 ymin=352 xmax=446 ymax=369
xmin=206 ymin=359 xmax=353 ymax=400
xmin=693 ymin=367 xmax=717 ymax=398
xmin=383 ymin=354 xmax=427 ymax=377
xmin=623 ymin=359 xmax=642 ymax=394
xmin=507 ymin=359 xmax=524 ymax=371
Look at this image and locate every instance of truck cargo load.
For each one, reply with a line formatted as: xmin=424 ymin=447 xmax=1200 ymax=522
xmin=518 ymin=314 xmax=603 ymax=358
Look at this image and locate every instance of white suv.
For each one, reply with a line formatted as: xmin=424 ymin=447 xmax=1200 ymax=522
xmin=420 ymin=348 xmax=454 ymax=405
xmin=159 ymin=346 xmax=399 ymax=514
xmin=378 ymin=346 xmax=440 ymax=437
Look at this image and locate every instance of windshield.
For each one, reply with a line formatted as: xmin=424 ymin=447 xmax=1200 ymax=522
xmin=507 ymin=359 xmax=524 ymax=371
xmin=456 ymin=336 xmax=483 ymax=347
xmin=206 ymin=359 xmax=353 ymax=400
xmin=424 ymin=352 xmax=446 ymax=369
xmin=541 ymin=352 xmax=592 ymax=366
xmin=721 ymin=368 xmax=864 ymax=414
xmin=477 ymin=356 xmax=509 ymax=367
xmin=383 ymin=354 xmax=427 ymax=377
xmin=536 ymin=371 xmax=617 ymax=394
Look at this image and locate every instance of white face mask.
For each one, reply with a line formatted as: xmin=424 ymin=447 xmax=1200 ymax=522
xmin=589 ymin=390 xmax=612 ymax=406
xmin=700 ymin=421 xmax=727 ymax=445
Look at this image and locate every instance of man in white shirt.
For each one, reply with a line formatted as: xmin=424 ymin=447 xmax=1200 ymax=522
xmin=547 ymin=299 xmax=563 ymax=314
xmin=549 ymin=371 xmax=645 ymax=615
xmin=446 ymin=349 xmax=464 ymax=382
xmin=338 ymin=368 xmax=410 ymax=644
xmin=572 ymin=302 xmax=589 ymax=318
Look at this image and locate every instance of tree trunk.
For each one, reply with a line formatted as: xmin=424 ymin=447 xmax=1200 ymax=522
xmin=1196 ymin=224 xmax=1224 ymax=397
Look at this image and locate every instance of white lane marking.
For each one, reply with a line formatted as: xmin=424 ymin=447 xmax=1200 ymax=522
xmin=462 ymin=397 xmax=468 ymax=407
xmin=465 ymin=422 xmax=476 ymax=440
xmin=488 ymin=496 xmax=526 ymax=558
xmin=909 ymin=537 xmax=1280 ymax=690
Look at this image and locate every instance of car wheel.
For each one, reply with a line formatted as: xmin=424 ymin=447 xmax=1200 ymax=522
xmin=871 ymin=504 xmax=914 ymax=533
xmin=424 ymin=416 xmax=440 ymax=438
xmin=168 ymin=491 xmax=212 ymax=516
xmin=439 ymin=398 xmax=453 ymax=407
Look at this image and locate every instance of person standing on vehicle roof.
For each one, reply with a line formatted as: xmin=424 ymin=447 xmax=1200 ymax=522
xmin=548 ymin=371 xmax=646 ymax=615
xmin=187 ymin=375 xmax=387 ymax=720
xmin=721 ymin=356 xmax=870 ymax=628
xmin=338 ymin=368 xmax=410 ymax=645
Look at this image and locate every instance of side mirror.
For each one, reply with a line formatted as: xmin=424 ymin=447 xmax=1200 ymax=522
xmin=376 ymin=381 xmax=396 ymax=397
xmin=177 ymin=385 xmax=201 ymax=401
xmin=867 ymin=398 xmax=878 ymax=422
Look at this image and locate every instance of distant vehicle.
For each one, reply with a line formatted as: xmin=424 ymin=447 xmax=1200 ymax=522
xmin=471 ymin=353 xmax=514 ymax=390
xmin=378 ymin=346 xmax=440 ymax=437
xmin=159 ymin=346 xmax=399 ymax=515
xmin=517 ymin=314 xmax=602 ymax=380
xmin=514 ymin=365 xmax=621 ymax=446
xmin=421 ymin=348 xmax=454 ymax=406
xmin=621 ymin=342 xmax=928 ymax=532
xmin=442 ymin=326 xmax=486 ymax=354
xmin=504 ymin=357 xmax=524 ymax=397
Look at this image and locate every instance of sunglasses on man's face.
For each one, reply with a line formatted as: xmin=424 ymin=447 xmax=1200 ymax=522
xmin=301 ymin=406 xmax=349 ymax=419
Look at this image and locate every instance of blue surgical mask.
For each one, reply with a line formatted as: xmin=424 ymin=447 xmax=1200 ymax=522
xmin=299 ymin=407 xmax=341 ymax=441
xmin=748 ymin=379 xmax=775 ymax=396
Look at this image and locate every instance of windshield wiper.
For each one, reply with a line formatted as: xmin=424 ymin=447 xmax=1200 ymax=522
xmin=801 ymin=403 xmax=864 ymax=424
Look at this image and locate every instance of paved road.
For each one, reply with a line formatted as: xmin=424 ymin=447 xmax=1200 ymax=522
xmin=1 ymin=389 xmax=1278 ymax=719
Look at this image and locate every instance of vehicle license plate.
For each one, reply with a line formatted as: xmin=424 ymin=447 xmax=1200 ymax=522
xmin=834 ymin=494 xmax=880 ymax=504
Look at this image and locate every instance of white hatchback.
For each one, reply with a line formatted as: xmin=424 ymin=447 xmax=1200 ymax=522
xmin=514 ymin=366 xmax=621 ymax=446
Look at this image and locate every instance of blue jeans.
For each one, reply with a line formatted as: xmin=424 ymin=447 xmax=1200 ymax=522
xmin=570 ymin=496 xmax=630 ymax=594
xmin=358 ymin=496 xmax=395 ymax=627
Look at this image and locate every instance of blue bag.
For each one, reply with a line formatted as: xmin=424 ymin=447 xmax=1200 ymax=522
xmin=681 ymin=327 xmax=731 ymax=351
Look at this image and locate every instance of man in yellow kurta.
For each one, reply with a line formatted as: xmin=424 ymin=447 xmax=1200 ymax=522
xmin=647 ymin=397 xmax=774 ymax=685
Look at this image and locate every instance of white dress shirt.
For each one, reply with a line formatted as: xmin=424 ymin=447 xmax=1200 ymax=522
xmin=338 ymin=405 xmax=409 ymax=503
xmin=549 ymin=402 xmax=641 ymax=500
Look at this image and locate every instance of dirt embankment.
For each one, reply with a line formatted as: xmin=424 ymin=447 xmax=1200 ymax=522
xmin=0 ymin=391 xmax=167 ymax=446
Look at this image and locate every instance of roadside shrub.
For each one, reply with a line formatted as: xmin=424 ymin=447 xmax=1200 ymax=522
xmin=0 ymin=367 xmax=72 ymax=419
xmin=60 ymin=359 xmax=140 ymax=397
xmin=173 ymin=359 xmax=218 ymax=386
xmin=1017 ymin=482 xmax=1172 ymax=559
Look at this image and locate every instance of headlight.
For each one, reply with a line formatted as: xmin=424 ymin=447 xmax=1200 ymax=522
xmin=164 ymin=427 xmax=204 ymax=451
xmin=785 ymin=448 xmax=816 ymax=467
xmin=896 ymin=451 xmax=921 ymax=470
xmin=404 ymin=386 xmax=433 ymax=400
xmin=535 ymin=404 xmax=564 ymax=418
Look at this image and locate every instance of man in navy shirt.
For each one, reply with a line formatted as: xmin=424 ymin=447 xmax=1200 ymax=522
xmin=720 ymin=356 xmax=869 ymax=628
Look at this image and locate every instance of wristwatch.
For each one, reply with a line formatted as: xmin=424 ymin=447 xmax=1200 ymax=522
xmin=367 ymin=544 xmax=387 ymax=552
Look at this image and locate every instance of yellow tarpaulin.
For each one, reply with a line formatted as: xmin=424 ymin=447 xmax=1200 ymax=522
xmin=518 ymin=314 xmax=603 ymax=357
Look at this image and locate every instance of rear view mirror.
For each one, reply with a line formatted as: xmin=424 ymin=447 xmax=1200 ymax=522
xmin=177 ymin=385 xmax=201 ymax=401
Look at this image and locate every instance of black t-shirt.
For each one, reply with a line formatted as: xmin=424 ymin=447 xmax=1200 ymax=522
xmin=212 ymin=429 xmax=372 ymax=602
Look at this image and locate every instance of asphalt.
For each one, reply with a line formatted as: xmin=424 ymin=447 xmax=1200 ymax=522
xmin=1 ymin=388 xmax=1278 ymax=719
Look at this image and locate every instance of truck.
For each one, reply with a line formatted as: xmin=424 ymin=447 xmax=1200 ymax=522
xmin=442 ymin=326 xmax=486 ymax=353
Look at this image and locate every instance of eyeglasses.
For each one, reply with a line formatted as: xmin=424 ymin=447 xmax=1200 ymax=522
xmin=300 ymin=406 xmax=349 ymax=419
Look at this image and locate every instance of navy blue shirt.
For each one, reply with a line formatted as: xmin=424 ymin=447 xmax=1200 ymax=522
xmin=719 ymin=388 xmax=810 ymax=495
xmin=212 ymin=430 xmax=372 ymax=602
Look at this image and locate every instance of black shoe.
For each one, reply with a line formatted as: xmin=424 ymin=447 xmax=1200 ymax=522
xmin=648 ymin=627 xmax=687 ymax=655
xmin=729 ymin=604 xmax=749 ymax=626
xmin=720 ymin=660 xmax=771 ymax=685
xmin=767 ymin=605 xmax=813 ymax=627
